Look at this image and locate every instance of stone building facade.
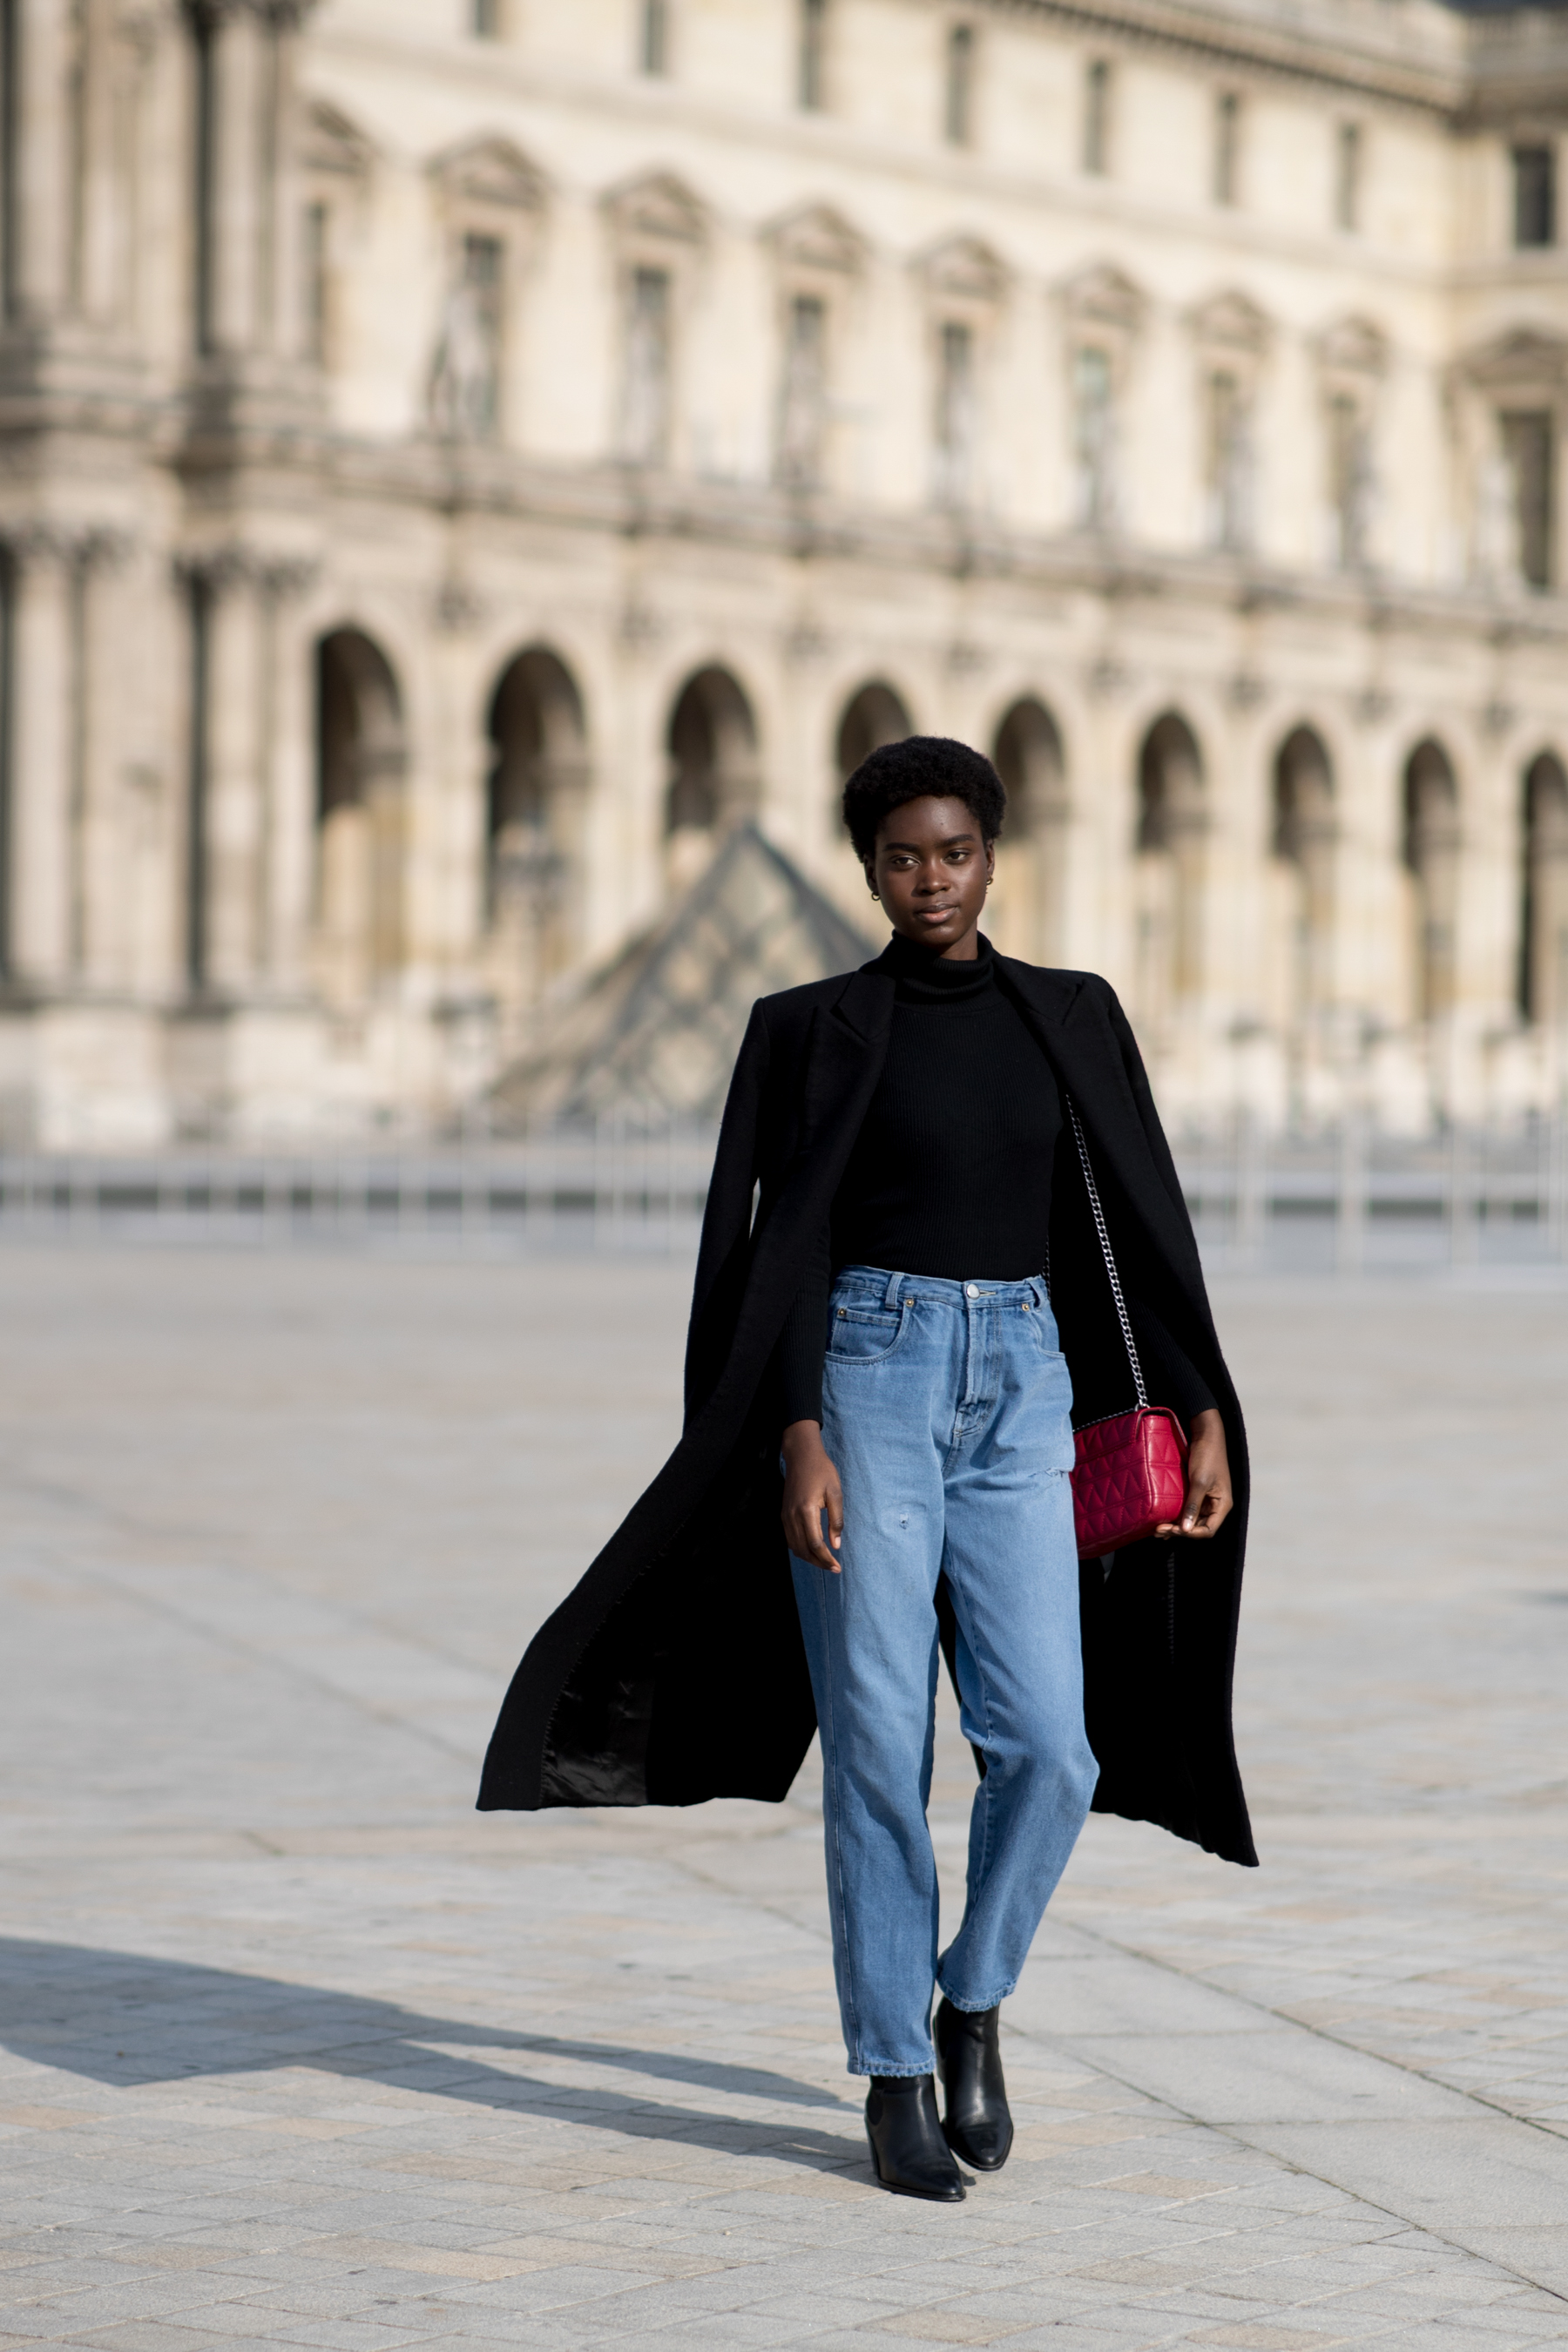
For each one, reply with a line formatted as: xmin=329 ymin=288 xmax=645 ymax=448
xmin=2 ymin=0 xmax=1567 ymax=1143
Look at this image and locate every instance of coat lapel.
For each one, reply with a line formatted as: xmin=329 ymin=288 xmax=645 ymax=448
xmin=798 ymin=968 xmax=896 ymax=1147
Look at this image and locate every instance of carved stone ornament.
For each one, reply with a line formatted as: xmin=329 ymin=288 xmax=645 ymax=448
xmin=171 ymin=542 xmax=317 ymax=596
xmin=768 ymin=203 xmax=866 ymax=279
xmin=433 ymin=578 xmax=485 ymax=634
xmin=1188 ymin=288 xmax=1273 ymax=358
xmin=1059 ymin=260 xmax=1147 ymax=335
xmin=1457 ymin=326 xmax=1568 ymax=394
xmin=183 ymin=0 xmax=318 ymax=30
xmin=1317 ymin=314 xmax=1389 ymax=381
xmin=302 ymin=98 xmax=375 ymax=180
xmin=429 ymin=135 xmax=547 ymax=215
xmin=921 ymin=233 xmax=1008 ymax=308
xmin=605 ymin=170 xmax=707 ymax=249
xmin=0 ymin=520 xmax=135 ymax=571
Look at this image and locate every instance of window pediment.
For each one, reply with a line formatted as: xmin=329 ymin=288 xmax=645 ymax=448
xmin=1317 ymin=314 xmax=1387 ymax=380
xmin=301 ymin=98 xmax=374 ymax=179
xmin=1461 ymin=327 xmax=1568 ymax=393
xmin=605 ymin=170 xmax=708 ymax=247
xmin=1189 ymin=288 xmax=1272 ymax=356
xmin=769 ymin=203 xmax=866 ymax=277
xmin=922 ymin=233 xmax=1008 ymax=307
xmin=1059 ymin=260 xmax=1146 ymax=335
xmin=430 ymin=136 xmax=547 ymax=215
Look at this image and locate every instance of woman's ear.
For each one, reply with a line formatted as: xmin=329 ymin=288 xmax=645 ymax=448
xmin=864 ymin=859 xmax=879 ymax=901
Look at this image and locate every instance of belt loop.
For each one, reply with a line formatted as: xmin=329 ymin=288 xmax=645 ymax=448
xmin=883 ymin=1268 xmax=902 ymax=1311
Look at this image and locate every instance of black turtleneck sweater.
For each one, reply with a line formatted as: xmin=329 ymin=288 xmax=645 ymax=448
xmin=777 ymin=934 xmax=1063 ymax=1429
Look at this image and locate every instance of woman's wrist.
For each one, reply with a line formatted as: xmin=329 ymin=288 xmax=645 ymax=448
xmin=782 ymin=1417 xmax=825 ymax=1457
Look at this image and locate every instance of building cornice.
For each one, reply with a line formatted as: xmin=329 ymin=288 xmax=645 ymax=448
xmin=302 ymin=433 xmax=1568 ymax=649
xmin=986 ymin=0 xmax=1470 ymax=115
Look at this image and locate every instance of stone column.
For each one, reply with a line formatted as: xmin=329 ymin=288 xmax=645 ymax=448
xmin=256 ymin=559 xmax=317 ymax=990
xmin=10 ymin=0 xmax=71 ymax=322
xmin=6 ymin=528 xmax=77 ymax=985
xmin=185 ymin=0 xmax=313 ymax=362
xmin=72 ymin=529 xmax=137 ymax=987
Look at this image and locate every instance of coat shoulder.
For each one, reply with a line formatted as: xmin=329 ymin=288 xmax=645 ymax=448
xmin=752 ymin=968 xmax=873 ymax=1044
xmin=994 ymin=956 xmax=1116 ymax=1018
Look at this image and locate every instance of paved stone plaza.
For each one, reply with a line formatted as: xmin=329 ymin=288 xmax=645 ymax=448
xmin=1 ymin=1244 xmax=1565 ymax=2350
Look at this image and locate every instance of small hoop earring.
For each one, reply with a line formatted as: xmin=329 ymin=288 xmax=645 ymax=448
xmin=868 ymin=889 xmax=880 ymax=902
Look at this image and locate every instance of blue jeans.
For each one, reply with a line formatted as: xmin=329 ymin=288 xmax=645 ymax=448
xmin=789 ymin=1267 xmax=1098 ymax=2078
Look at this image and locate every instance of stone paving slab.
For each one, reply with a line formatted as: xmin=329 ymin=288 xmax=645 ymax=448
xmin=0 ymin=1249 xmax=1565 ymax=2348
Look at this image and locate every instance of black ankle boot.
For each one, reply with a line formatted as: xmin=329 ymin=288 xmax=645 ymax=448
xmin=864 ymin=2073 xmax=965 ymax=2201
xmin=934 ymin=1997 xmax=1013 ymax=2170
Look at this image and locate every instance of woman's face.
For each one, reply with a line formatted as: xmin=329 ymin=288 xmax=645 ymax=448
xmin=867 ymin=794 xmax=995 ymax=959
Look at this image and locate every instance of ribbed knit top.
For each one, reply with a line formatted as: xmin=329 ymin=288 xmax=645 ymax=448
xmin=776 ymin=933 xmax=1062 ymax=1429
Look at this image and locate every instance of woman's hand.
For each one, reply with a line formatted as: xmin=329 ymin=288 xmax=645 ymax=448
xmin=781 ymin=1420 xmax=843 ymax=1572
xmin=1156 ymin=1407 xmax=1233 ymax=1540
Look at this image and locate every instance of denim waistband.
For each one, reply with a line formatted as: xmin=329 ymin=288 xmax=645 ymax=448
xmin=831 ymin=1264 xmax=1050 ymax=1310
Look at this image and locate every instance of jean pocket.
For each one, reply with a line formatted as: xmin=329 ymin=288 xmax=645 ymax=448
xmin=825 ymin=1300 xmax=909 ymax=1365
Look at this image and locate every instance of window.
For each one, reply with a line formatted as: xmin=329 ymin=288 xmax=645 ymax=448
xmin=1072 ymin=345 xmax=1114 ymax=527
xmin=1327 ymin=392 xmax=1371 ymax=568
xmin=302 ymin=201 xmax=328 ymax=366
xmin=624 ymin=266 xmax=672 ymax=464
xmin=1335 ymin=121 xmax=1361 ymax=231
xmin=1514 ymin=145 xmax=1556 ymax=248
xmin=471 ymin=0 xmax=499 ymax=35
xmin=1213 ymin=91 xmax=1240 ymax=206
xmin=944 ymin=24 xmax=975 ymax=147
xmin=934 ymin=320 xmax=976 ymax=505
xmin=1206 ymin=370 xmax=1252 ymax=551
xmin=799 ymin=0 xmax=826 ymax=112
xmin=1501 ymin=409 xmax=1554 ymax=588
xmin=640 ymin=0 xmax=668 ymax=75
xmin=778 ymin=294 xmax=827 ymax=488
xmin=429 ymin=233 xmax=504 ymax=441
xmin=1083 ymin=58 xmax=1111 ymax=176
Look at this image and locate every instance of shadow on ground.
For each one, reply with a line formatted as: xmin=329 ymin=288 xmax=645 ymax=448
xmin=0 ymin=1936 xmax=866 ymax=2175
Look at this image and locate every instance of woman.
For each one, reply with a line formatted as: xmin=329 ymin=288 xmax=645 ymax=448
xmin=480 ymin=735 xmax=1254 ymax=2205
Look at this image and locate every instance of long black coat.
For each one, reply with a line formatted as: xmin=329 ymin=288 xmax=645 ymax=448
xmin=479 ymin=953 xmax=1257 ymax=1869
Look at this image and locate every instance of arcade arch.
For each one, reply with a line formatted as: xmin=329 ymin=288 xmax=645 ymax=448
xmin=486 ymin=646 xmax=590 ymax=997
xmin=1402 ymin=740 xmax=1460 ymax=1024
xmin=314 ymin=628 xmax=407 ymax=1006
xmin=990 ymin=697 xmax=1069 ymax=961
xmin=1271 ymin=726 xmax=1336 ymax=1027
xmin=1521 ymin=750 xmax=1568 ymax=1029
xmin=1134 ymin=712 xmax=1206 ymax=1026
xmin=835 ymin=680 xmax=913 ymax=782
xmin=666 ymin=666 xmax=760 ymax=884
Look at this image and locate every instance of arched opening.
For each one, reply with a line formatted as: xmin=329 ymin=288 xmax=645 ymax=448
xmin=835 ymin=680 xmax=913 ymax=781
xmin=1272 ymin=726 xmax=1336 ymax=1028
xmin=1520 ymin=750 xmax=1568 ymax=1027
xmin=990 ymin=698 xmax=1069 ymax=960
xmin=666 ymin=666 xmax=760 ymax=887
xmin=1402 ymin=740 xmax=1460 ymax=1024
xmin=314 ymin=628 xmax=406 ymax=1005
xmin=486 ymin=647 xmax=589 ymax=999
xmin=1134 ymin=713 xmax=1206 ymax=1025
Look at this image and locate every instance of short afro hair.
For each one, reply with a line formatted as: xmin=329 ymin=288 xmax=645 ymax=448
xmin=841 ymin=734 xmax=1007 ymax=863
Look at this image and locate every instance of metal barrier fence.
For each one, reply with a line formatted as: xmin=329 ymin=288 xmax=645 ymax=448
xmin=1 ymin=1115 xmax=1565 ymax=1271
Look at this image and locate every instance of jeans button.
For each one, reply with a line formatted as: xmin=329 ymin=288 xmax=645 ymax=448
xmin=965 ymin=1282 xmax=978 ymax=1297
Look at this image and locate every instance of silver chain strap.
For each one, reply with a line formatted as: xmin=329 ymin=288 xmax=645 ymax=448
xmin=1065 ymin=1093 xmax=1147 ymax=1412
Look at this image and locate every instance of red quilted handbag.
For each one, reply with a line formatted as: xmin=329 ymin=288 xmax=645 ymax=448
xmin=1064 ymin=1098 xmax=1191 ymax=1559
